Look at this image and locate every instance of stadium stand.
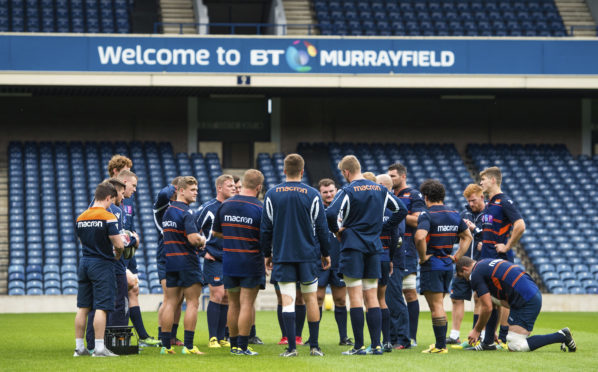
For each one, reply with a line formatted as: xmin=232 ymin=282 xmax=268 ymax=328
xmin=0 ymin=0 xmax=131 ymax=33
xmin=7 ymin=141 xmax=222 ymax=295
xmin=468 ymin=144 xmax=598 ymax=295
xmin=257 ymin=152 xmax=311 ymax=191
xmin=313 ymin=0 xmax=567 ymax=37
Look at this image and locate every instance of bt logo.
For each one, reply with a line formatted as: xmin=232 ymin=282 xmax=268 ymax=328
xmin=285 ymin=40 xmax=317 ymax=72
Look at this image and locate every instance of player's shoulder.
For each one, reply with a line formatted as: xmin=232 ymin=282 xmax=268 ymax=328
xmin=77 ymin=207 xmax=117 ymax=222
xmin=408 ymin=187 xmax=423 ymax=200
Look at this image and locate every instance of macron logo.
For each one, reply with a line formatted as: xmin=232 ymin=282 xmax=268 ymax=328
xmin=224 ymin=215 xmax=253 ymax=224
xmin=163 ymin=220 xmax=178 ymax=228
xmin=437 ymin=225 xmax=458 ymax=232
xmin=97 ymin=45 xmax=210 ymax=66
xmin=78 ymin=221 xmax=103 ymax=228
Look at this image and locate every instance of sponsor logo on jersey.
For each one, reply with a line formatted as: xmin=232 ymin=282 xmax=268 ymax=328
xmin=437 ymin=225 xmax=458 ymax=232
xmin=224 ymin=215 xmax=253 ymax=224
xmin=78 ymin=221 xmax=103 ymax=228
xmin=163 ymin=220 xmax=178 ymax=228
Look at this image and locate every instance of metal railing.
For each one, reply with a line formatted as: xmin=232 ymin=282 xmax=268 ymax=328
xmin=153 ymin=22 xmax=320 ymax=35
xmin=569 ymin=25 xmax=598 ymax=36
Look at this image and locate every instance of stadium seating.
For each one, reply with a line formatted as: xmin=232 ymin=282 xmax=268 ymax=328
xmin=314 ymin=0 xmax=567 ymax=37
xmin=257 ymin=152 xmax=311 ymax=191
xmin=7 ymin=141 xmax=222 ymax=295
xmin=0 ymin=0 xmax=131 ymax=33
xmin=468 ymin=144 xmax=598 ymax=294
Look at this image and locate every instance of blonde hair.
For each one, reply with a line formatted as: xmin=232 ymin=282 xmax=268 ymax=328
xmin=338 ymin=155 xmax=361 ymax=174
xmin=215 ymin=174 xmax=234 ymax=188
xmin=363 ymin=172 xmax=376 ymax=182
xmin=116 ymin=169 xmax=137 ymax=181
xmin=242 ymin=169 xmax=264 ymax=190
xmin=463 ymin=184 xmax=484 ymax=198
xmin=480 ymin=166 xmax=502 ymax=186
xmin=177 ymin=176 xmax=198 ymax=190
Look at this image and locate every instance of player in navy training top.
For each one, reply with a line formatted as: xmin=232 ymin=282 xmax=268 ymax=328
xmin=316 ymin=178 xmax=353 ymax=346
xmin=195 ymin=174 xmax=236 ymax=348
xmin=448 ymin=184 xmax=486 ymax=346
xmin=159 ymin=176 xmax=206 ymax=355
xmin=326 ymin=155 xmax=407 ymax=355
xmin=153 ymin=177 xmax=185 ymax=347
xmin=415 ymin=179 xmax=472 ymax=354
xmin=74 ymin=181 xmax=124 ymax=357
xmin=212 ymin=169 xmax=265 ymax=355
xmin=388 ymin=162 xmax=426 ymax=346
xmin=457 ymin=257 xmax=576 ymax=353
xmin=261 ymin=155 xmax=331 ymax=357
xmin=480 ymin=166 xmax=526 ymax=347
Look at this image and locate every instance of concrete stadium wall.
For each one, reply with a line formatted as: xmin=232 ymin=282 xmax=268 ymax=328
xmin=0 ymin=96 xmax=189 ymax=153
xmin=279 ymin=96 xmax=583 ymax=155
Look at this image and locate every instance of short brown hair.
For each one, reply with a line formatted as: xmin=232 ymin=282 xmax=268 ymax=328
xmin=242 ymin=169 xmax=264 ymax=190
xmin=338 ymin=155 xmax=361 ymax=174
xmin=284 ymin=154 xmax=305 ymax=178
xmin=233 ymin=175 xmax=241 ymax=184
xmin=318 ymin=178 xmax=335 ymax=190
xmin=463 ymin=184 xmax=483 ymax=198
xmin=107 ymin=155 xmax=133 ymax=177
xmin=420 ymin=179 xmax=445 ymax=203
xmin=216 ymin=174 xmax=234 ymax=188
xmin=480 ymin=166 xmax=502 ymax=186
xmin=116 ymin=169 xmax=137 ymax=181
xmin=388 ymin=163 xmax=407 ymax=176
xmin=94 ymin=181 xmax=117 ymax=201
xmin=108 ymin=178 xmax=126 ymax=190
xmin=177 ymin=176 xmax=198 ymax=190
xmin=362 ymin=172 xmax=376 ymax=182
xmin=456 ymin=256 xmax=475 ymax=275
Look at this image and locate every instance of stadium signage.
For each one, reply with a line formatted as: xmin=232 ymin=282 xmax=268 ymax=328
xmin=1 ymin=35 xmax=598 ymax=75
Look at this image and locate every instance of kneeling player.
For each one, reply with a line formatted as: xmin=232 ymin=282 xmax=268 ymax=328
xmin=414 ymin=180 xmax=472 ymax=354
xmin=213 ymin=169 xmax=265 ymax=355
xmin=456 ymin=257 xmax=576 ymax=353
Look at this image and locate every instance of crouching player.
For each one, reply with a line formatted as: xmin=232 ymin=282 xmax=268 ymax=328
xmin=212 ymin=169 xmax=266 ymax=355
xmin=456 ymin=257 xmax=576 ymax=353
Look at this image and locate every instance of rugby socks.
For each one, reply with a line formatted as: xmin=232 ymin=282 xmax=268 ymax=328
xmin=473 ymin=314 xmax=479 ymax=329
xmin=319 ymin=306 xmax=323 ymax=322
xmin=407 ymin=300 xmax=419 ymax=342
xmin=218 ymin=305 xmax=229 ymax=340
xmin=75 ymin=338 xmax=85 ymax=352
xmin=366 ymin=307 xmax=382 ymax=348
xmin=483 ymin=309 xmax=498 ymax=344
xmin=350 ymin=307 xmax=365 ymax=349
xmin=335 ymin=306 xmax=348 ymax=340
xmin=283 ymin=312 xmax=297 ymax=350
xmin=171 ymin=323 xmax=179 ymax=341
xmin=432 ymin=316 xmax=447 ymax=349
xmin=95 ymin=339 xmax=105 ymax=353
xmin=238 ymin=335 xmax=249 ymax=351
xmin=207 ymin=301 xmax=219 ymax=339
xmin=381 ymin=308 xmax=391 ymax=344
xmin=277 ymin=305 xmax=285 ymax=337
xmin=129 ymin=306 xmax=150 ymax=339
xmin=308 ymin=321 xmax=320 ymax=348
xmin=499 ymin=325 xmax=509 ymax=343
xmin=295 ymin=304 xmax=306 ymax=337
xmin=250 ymin=324 xmax=256 ymax=338
xmin=161 ymin=331 xmax=171 ymax=349
xmin=184 ymin=330 xmax=194 ymax=349
xmin=230 ymin=336 xmax=238 ymax=349
xmin=527 ymin=332 xmax=566 ymax=351
xmin=158 ymin=327 xmax=162 ymax=340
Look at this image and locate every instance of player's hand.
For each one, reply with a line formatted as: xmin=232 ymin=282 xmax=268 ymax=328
xmin=198 ymin=235 xmax=207 ymax=250
xmin=477 ymin=242 xmax=482 ymax=251
xmin=419 ymin=254 xmax=432 ymax=265
xmin=449 ymin=255 xmax=456 ymax=263
xmin=495 ymin=243 xmax=508 ymax=253
xmin=335 ymin=227 xmax=345 ymax=242
xmin=265 ymin=257 xmax=273 ymax=272
xmin=468 ymin=329 xmax=481 ymax=345
xmin=464 ymin=219 xmax=475 ymax=231
xmin=389 ymin=261 xmax=394 ymax=276
xmin=321 ymin=256 xmax=331 ymax=271
xmin=205 ymin=252 xmax=216 ymax=261
xmin=132 ymin=232 xmax=140 ymax=248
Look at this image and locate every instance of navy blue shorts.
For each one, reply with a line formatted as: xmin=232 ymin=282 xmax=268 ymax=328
xmin=127 ymin=256 xmax=138 ymax=274
xmin=318 ymin=268 xmax=346 ymax=288
xmin=223 ymin=275 xmax=266 ymax=290
xmin=419 ymin=269 xmax=452 ymax=294
xmin=403 ymin=255 xmax=419 ymax=275
xmin=508 ymin=291 xmax=542 ymax=332
xmin=204 ymin=260 xmax=223 ymax=287
xmin=77 ymin=257 xmax=116 ymax=311
xmin=339 ymin=249 xmax=380 ymax=280
xmin=166 ymin=269 xmax=204 ymax=288
xmin=379 ymin=261 xmax=391 ymax=286
xmin=273 ymin=261 xmax=318 ymax=284
xmin=157 ymin=259 xmax=166 ymax=281
xmin=450 ymin=275 xmax=473 ymax=301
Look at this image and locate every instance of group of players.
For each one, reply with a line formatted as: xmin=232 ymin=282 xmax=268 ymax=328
xmin=73 ymin=152 xmax=577 ymax=357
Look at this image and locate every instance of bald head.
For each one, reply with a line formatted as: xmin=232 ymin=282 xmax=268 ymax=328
xmin=376 ymin=174 xmax=393 ymax=191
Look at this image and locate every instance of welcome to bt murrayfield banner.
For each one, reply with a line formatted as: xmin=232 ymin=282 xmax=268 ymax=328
xmin=1 ymin=34 xmax=598 ymax=75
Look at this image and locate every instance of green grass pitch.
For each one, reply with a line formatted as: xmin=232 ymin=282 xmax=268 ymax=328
xmin=0 ymin=310 xmax=596 ymax=371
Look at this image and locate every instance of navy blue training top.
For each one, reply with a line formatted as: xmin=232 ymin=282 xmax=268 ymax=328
xmin=395 ymin=186 xmax=426 ymax=270
xmin=153 ymin=184 xmax=176 ymax=262
xmin=481 ymin=193 xmax=522 ymax=261
xmin=195 ymin=198 xmax=224 ymax=261
xmin=162 ymin=201 xmax=201 ymax=272
xmin=76 ymin=207 xmax=120 ymax=261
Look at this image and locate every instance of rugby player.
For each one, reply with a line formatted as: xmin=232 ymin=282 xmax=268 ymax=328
xmin=415 ymin=180 xmax=472 ymax=354
xmin=159 ymin=176 xmax=207 ymax=355
xmin=388 ymin=163 xmax=426 ymax=347
xmin=449 ymin=184 xmax=485 ymax=347
xmin=155 ymin=177 xmax=185 ymax=346
xmin=456 ymin=257 xmax=576 ymax=353
xmin=212 ymin=169 xmax=265 ymax=355
xmin=74 ymin=182 xmax=124 ymax=357
xmin=195 ymin=174 xmax=236 ymax=348
xmin=316 ymin=178 xmax=353 ymax=346
xmin=262 ymin=154 xmax=331 ymax=357
xmin=326 ymin=155 xmax=407 ymax=355
xmin=479 ymin=166 xmax=526 ymax=348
